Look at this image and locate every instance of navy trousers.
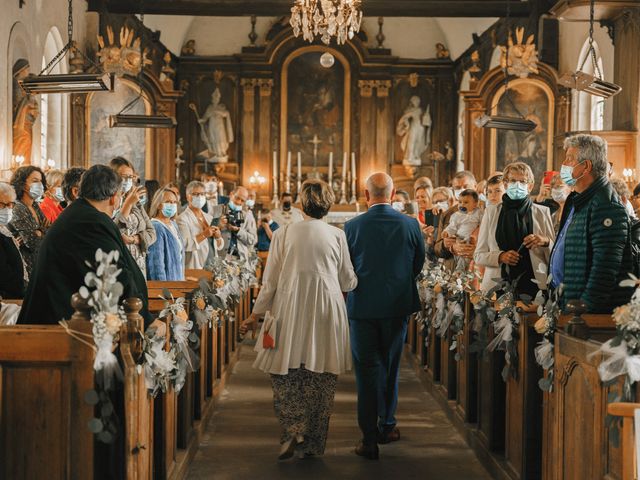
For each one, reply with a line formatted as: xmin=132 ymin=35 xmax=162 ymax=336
xmin=349 ymin=316 xmax=408 ymax=444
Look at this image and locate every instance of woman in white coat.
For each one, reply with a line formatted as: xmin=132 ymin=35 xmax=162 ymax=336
xmin=474 ymin=162 xmax=555 ymax=296
xmin=241 ymin=179 xmax=358 ymax=460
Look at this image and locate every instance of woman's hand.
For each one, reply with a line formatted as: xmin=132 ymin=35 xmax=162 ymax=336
xmin=499 ymin=250 xmax=521 ymax=266
xmin=422 ymin=225 xmax=435 ymax=245
xmin=240 ymin=313 xmax=259 ymax=336
xmin=523 ymin=234 xmax=550 ymax=249
xmin=536 ymin=184 xmax=551 ymax=203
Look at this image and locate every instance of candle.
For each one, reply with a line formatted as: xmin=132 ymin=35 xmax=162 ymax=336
xmin=297 ymin=151 xmax=302 ymax=189
xmin=351 ymin=152 xmax=356 ymax=196
xmin=272 ymin=151 xmax=277 ymax=180
xmin=286 ymin=151 xmax=292 ymax=192
xmin=218 ymin=181 xmax=224 ymax=196
xmin=342 ymin=152 xmax=347 ymax=183
xmin=328 ymin=152 xmax=333 ymax=186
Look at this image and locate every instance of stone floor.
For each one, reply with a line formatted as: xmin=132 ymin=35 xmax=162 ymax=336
xmin=187 ymin=342 xmax=491 ymax=480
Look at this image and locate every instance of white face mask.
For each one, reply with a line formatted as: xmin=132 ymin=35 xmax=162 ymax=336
xmin=54 ymin=187 xmax=65 ymax=202
xmin=0 ymin=207 xmax=13 ymax=225
xmin=551 ymin=187 xmax=569 ymax=203
xmin=435 ymin=201 xmax=449 ymax=212
xmin=122 ymin=178 xmax=133 ymax=193
xmin=246 ymin=199 xmax=255 ymax=209
xmin=453 ymin=188 xmax=464 ymax=200
xmin=191 ymin=195 xmax=206 ymax=209
xmin=391 ymin=201 xmax=405 ymax=212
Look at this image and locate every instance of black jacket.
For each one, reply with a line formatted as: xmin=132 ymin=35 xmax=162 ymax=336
xmin=0 ymin=232 xmax=25 ymax=299
xmin=18 ymin=199 xmax=150 ymax=325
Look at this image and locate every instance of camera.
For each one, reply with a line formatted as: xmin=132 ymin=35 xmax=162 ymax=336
xmin=226 ymin=208 xmax=245 ymax=229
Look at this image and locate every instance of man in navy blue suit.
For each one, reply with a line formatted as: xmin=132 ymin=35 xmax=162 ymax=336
xmin=344 ymin=172 xmax=426 ymax=460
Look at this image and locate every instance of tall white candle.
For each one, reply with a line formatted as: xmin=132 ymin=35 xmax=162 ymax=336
xmin=297 ymin=152 xmax=302 ymax=196
xmin=328 ymin=152 xmax=333 ymax=185
xmin=351 ymin=152 xmax=357 ymax=196
xmin=273 ymin=151 xmax=278 ymax=196
xmin=286 ymin=151 xmax=292 ymax=192
xmin=342 ymin=152 xmax=347 ymax=182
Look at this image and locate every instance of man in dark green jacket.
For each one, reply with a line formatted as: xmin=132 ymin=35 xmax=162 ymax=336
xmin=550 ymin=134 xmax=633 ymax=313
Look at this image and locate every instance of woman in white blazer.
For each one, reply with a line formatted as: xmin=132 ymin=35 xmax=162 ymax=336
xmin=176 ymin=181 xmax=224 ymax=270
xmin=241 ymin=179 xmax=357 ymax=461
xmin=474 ymin=162 xmax=555 ymax=295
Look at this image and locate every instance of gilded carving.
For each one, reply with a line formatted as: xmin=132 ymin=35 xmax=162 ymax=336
xmin=409 ymin=73 xmax=419 ymax=88
xmin=258 ymin=79 xmax=274 ymax=97
xmin=358 ymin=80 xmax=374 ymax=98
xmin=500 ymin=27 xmax=539 ymax=78
xmin=97 ymin=25 xmax=152 ymax=76
xmin=375 ymin=80 xmax=391 ymax=97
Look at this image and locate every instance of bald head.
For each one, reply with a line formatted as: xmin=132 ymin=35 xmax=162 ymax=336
xmin=231 ymin=186 xmax=248 ymax=208
xmin=365 ymin=173 xmax=394 ymax=205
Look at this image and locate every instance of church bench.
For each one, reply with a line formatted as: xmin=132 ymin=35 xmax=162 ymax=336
xmin=606 ymin=402 xmax=640 ymax=480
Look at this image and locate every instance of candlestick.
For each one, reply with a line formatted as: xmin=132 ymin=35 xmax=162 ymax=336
xmin=328 ymin=152 xmax=333 ymax=188
xmin=350 ymin=152 xmax=357 ymax=204
xmin=218 ymin=181 xmax=224 ymax=196
xmin=286 ymin=151 xmax=292 ymax=194
xmin=339 ymin=152 xmax=347 ymax=204
xmin=295 ymin=152 xmax=302 ymax=203
xmin=272 ymin=151 xmax=278 ymax=205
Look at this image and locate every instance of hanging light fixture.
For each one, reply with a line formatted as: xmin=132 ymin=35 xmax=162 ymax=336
xmin=476 ymin=0 xmax=537 ymax=132
xmin=109 ymin=4 xmax=176 ymax=129
xmin=557 ymin=0 xmax=621 ymax=98
xmin=290 ymin=0 xmax=363 ymax=46
xmin=19 ymin=0 xmax=114 ymax=94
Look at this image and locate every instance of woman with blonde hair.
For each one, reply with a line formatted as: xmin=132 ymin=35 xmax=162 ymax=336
xmin=40 ymin=169 xmax=65 ymax=223
xmin=146 ymin=187 xmax=184 ymax=281
xmin=241 ymin=179 xmax=358 ymax=460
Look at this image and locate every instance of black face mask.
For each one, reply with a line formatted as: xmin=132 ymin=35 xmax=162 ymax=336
xmin=283 ymin=201 xmax=292 ymax=211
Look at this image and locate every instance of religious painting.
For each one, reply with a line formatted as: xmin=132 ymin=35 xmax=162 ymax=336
xmin=88 ymin=77 xmax=148 ymax=179
xmin=491 ymin=79 xmax=554 ymax=191
xmin=283 ymin=49 xmax=347 ymax=173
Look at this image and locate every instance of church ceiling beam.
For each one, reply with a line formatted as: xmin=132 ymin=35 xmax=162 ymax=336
xmin=87 ymin=0 xmax=532 ymax=18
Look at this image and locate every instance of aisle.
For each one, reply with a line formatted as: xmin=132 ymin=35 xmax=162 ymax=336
xmin=187 ymin=342 xmax=491 ymax=480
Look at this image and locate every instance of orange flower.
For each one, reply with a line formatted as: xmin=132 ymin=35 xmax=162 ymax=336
xmin=105 ymin=313 xmax=121 ymax=335
xmin=196 ymin=298 xmax=206 ymax=310
xmin=214 ymin=279 xmax=225 ymax=289
xmin=434 ymin=284 xmax=443 ymax=294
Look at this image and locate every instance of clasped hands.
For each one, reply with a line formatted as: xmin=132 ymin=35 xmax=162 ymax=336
xmin=499 ymin=234 xmax=550 ymax=266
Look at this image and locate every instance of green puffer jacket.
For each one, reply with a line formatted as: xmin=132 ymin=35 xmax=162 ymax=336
xmin=557 ymin=176 xmax=633 ymax=313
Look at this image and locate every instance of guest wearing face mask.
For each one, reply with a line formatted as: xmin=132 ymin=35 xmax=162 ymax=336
xmin=547 ymin=174 xmax=572 ymax=232
xmin=109 ymin=157 xmax=156 ymax=278
xmin=474 ymin=162 xmax=555 ymax=295
xmin=0 ymin=182 xmax=26 ymax=300
xmin=220 ymin=186 xmax=257 ymax=259
xmin=485 ymin=174 xmax=505 ymax=207
xmin=147 ymin=187 xmax=184 ymax=281
xmin=39 ymin=169 xmax=65 ymax=223
xmin=246 ymin=189 xmax=257 ymax=212
xmin=271 ymin=192 xmax=304 ymax=226
xmin=391 ymin=190 xmax=412 ymax=214
xmin=9 ymin=165 xmax=48 ymax=277
xmin=177 ymin=181 xmax=223 ymax=269
xmin=610 ymin=178 xmax=637 ymax=220
xmin=422 ymin=187 xmax=453 ymax=259
xmin=476 ymin=180 xmax=488 ymax=208
xmin=434 ymin=170 xmax=477 ymax=266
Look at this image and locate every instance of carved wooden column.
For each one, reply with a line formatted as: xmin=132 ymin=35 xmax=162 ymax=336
xmin=70 ymin=93 xmax=87 ymax=167
xmin=462 ymin=95 xmax=487 ymax=181
xmin=257 ymin=80 xmax=273 ymax=202
xmin=613 ymin=8 xmax=640 ymax=131
xmin=240 ymin=78 xmax=258 ymax=187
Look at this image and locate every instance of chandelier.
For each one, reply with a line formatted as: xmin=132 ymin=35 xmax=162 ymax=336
xmin=290 ymin=0 xmax=363 ymax=46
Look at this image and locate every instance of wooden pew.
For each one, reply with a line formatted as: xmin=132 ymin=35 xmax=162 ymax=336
xmin=607 ymin=402 xmax=640 ymax=480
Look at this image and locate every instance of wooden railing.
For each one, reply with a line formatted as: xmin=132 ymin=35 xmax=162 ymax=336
xmin=406 ymin=294 xmax=631 ymax=480
xmin=0 ymin=270 xmax=250 ymax=479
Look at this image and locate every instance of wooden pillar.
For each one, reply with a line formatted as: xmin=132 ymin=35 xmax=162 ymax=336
xmin=70 ymin=93 xmax=87 ymax=167
xmin=241 ymin=79 xmax=257 ymax=187
xmin=463 ymin=95 xmax=488 ymax=179
xmin=613 ymin=8 xmax=640 ymax=132
xmin=258 ymin=80 xmax=273 ymax=202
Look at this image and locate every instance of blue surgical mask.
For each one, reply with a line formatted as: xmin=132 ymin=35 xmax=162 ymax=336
xmin=139 ymin=194 xmax=147 ymax=206
xmin=191 ymin=195 xmax=206 ymax=209
xmin=479 ymin=193 xmax=488 ymax=204
xmin=54 ymin=187 xmax=65 ymax=202
xmin=0 ymin=207 xmax=13 ymax=225
xmin=162 ymin=203 xmax=177 ymax=218
xmin=228 ymin=200 xmax=241 ymax=212
xmin=29 ymin=182 xmax=44 ymax=200
xmin=506 ymin=182 xmax=529 ymax=201
xmin=560 ymin=163 xmax=585 ymax=187
xmin=245 ymin=199 xmax=255 ymax=209
xmin=122 ymin=178 xmax=133 ymax=193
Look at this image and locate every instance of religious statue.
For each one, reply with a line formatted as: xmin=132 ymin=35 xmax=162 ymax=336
xmin=12 ymin=59 xmax=38 ymax=163
xmin=181 ymin=39 xmax=196 ymax=56
xmin=435 ymin=43 xmax=450 ymax=59
xmin=190 ymin=88 xmax=234 ymax=163
xmin=396 ymin=96 xmax=432 ymax=167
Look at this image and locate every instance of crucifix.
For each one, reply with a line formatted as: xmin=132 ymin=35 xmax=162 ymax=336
xmin=309 ymin=134 xmax=322 ymax=172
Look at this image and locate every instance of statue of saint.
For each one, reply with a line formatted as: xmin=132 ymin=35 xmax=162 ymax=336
xmin=12 ymin=59 xmax=38 ymax=162
xmin=396 ymin=96 xmax=432 ymax=166
xmin=198 ymin=88 xmax=234 ymax=163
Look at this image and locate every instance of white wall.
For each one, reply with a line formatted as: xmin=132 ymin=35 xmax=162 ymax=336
xmin=0 ymin=0 xmax=96 ymax=173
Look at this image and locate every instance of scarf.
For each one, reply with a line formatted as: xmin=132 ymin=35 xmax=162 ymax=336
xmin=495 ymin=194 xmax=536 ymax=296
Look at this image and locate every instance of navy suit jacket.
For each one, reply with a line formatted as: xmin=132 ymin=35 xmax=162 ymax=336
xmin=344 ymin=204 xmax=426 ymax=319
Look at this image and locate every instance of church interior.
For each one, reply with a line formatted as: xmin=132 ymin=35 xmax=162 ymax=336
xmin=2 ymin=0 xmax=640 ymax=479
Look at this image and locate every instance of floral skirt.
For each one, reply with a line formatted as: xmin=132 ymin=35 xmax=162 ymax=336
xmin=270 ymin=367 xmax=338 ymax=455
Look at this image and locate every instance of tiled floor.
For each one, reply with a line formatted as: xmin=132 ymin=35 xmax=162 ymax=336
xmin=187 ymin=343 xmax=491 ymax=480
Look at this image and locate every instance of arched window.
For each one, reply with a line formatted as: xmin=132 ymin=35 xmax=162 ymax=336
xmin=574 ymin=38 xmax=605 ymax=131
xmin=40 ymin=27 xmax=68 ymax=168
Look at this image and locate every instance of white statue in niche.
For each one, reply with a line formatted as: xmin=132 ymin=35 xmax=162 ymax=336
xmin=197 ymin=88 xmax=234 ymax=163
xmin=396 ymin=96 xmax=432 ymax=166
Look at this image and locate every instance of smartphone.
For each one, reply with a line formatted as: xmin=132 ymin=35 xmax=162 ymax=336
xmin=424 ymin=210 xmax=436 ymax=227
xmin=543 ymin=171 xmax=558 ymax=185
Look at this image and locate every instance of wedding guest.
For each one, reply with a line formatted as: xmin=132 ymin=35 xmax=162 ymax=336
xmin=551 ymin=134 xmax=633 ymax=312
xmin=61 ymin=167 xmax=85 ymax=204
xmin=392 ymin=189 xmax=411 ymax=213
xmin=9 ymin=165 xmax=48 ymax=277
xmin=631 ymin=183 xmax=640 ymax=218
xmin=271 ymin=192 xmax=304 ymax=226
xmin=474 ymin=162 xmax=555 ymax=295
xmin=18 ymin=165 xmax=154 ymax=327
xmin=610 ymin=177 xmax=637 ymax=219
xmin=241 ymin=179 xmax=357 ymax=460
xmin=548 ymin=174 xmax=572 ymax=232
xmin=414 ymin=185 xmax=431 ymax=224
xmin=476 ymin=180 xmax=487 ymax=207
xmin=422 ymin=187 xmax=453 ymax=254
xmin=442 ymin=189 xmax=483 ymax=270
xmin=147 ymin=187 xmax=184 ymax=281
xmin=219 ymin=186 xmax=257 ymax=259
xmin=39 ymin=169 xmax=65 ymax=223
xmin=0 ymin=182 xmax=26 ymax=299
xmin=485 ymin=174 xmax=505 ymax=207
xmin=413 ymin=176 xmax=433 ymax=197
xmin=177 ymin=181 xmax=223 ymax=269
xmin=110 ymin=157 xmax=156 ymax=278
xmin=256 ymin=209 xmax=279 ymax=254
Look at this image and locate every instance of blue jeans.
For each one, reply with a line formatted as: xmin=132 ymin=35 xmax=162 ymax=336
xmin=349 ymin=316 xmax=408 ymax=444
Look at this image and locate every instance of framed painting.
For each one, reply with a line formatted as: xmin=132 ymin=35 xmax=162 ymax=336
xmin=490 ymin=78 xmax=554 ymax=191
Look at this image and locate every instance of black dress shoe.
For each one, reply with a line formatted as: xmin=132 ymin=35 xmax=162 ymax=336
xmin=377 ymin=427 xmax=400 ymax=444
xmin=355 ymin=441 xmax=379 ymax=460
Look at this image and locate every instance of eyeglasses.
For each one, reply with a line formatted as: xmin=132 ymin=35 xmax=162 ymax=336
xmin=0 ymin=202 xmax=15 ymax=209
xmin=121 ymin=175 xmax=136 ymax=181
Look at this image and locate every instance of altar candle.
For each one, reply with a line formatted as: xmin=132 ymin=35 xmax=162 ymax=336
xmin=286 ymin=151 xmax=292 ymax=189
xmin=272 ymin=151 xmax=278 ymax=180
xmin=342 ymin=152 xmax=347 ymax=183
xmin=351 ymin=152 xmax=357 ymax=194
xmin=297 ymin=152 xmax=302 ymax=184
xmin=218 ymin=181 xmax=224 ymax=196
xmin=328 ymin=152 xmax=333 ymax=185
